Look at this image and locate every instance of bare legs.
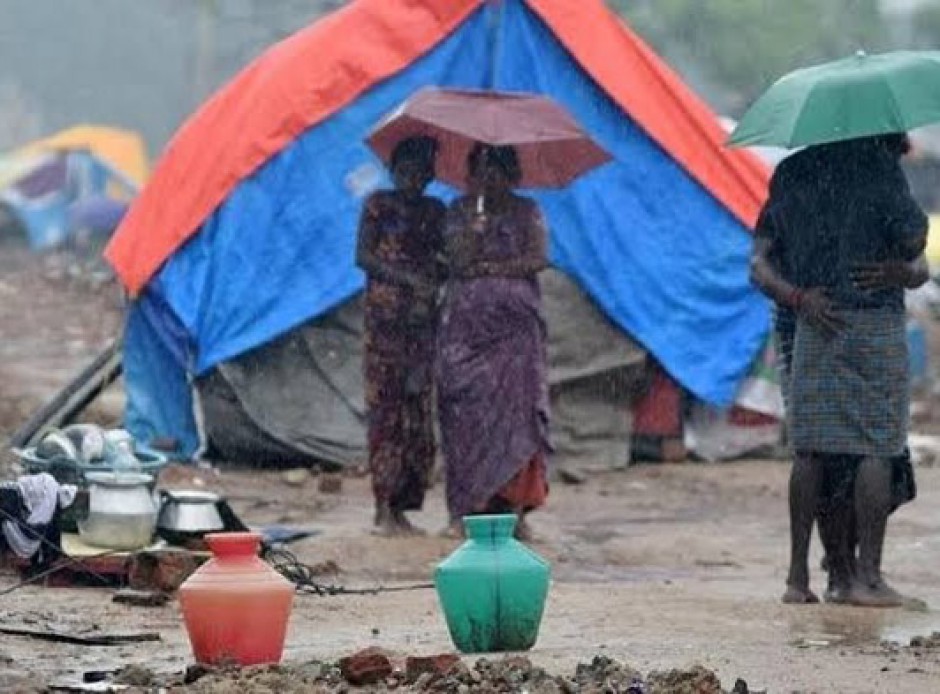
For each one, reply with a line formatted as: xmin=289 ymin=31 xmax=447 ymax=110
xmin=786 ymin=453 xmax=909 ymax=607
xmin=850 ymin=456 xmax=904 ymax=607
xmin=816 ymin=494 xmax=854 ymax=603
xmin=783 ymin=452 xmax=821 ymax=603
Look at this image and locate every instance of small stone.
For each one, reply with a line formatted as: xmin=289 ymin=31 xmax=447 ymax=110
xmin=414 ymin=672 xmax=434 ymax=689
xmin=113 ymin=665 xmax=154 ymax=686
xmin=406 ymin=654 xmax=461 ymax=682
xmin=112 ymin=588 xmax=170 ymax=607
xmin=339 ymin=648 xmax=393 ymax=685
xmin=129 ymin=551 xmax=201 ymax=593
xmin=184 ymin=664 xmax=212 ymax=685
xmin=82 ymin=670 xmax=113 ymax=684
xmin=282 ymin=468 xmax=310 ymax=487
xmin=318 ymin=473 xmax=344 ymax=494
xmin=447 ymin=661 xmax=472 ymax=682
xmin=308 ymin=559 xmax=342 ymax=576
xmin=557 ymin=468 xmax=587 ymax=485
xmin=158 ymin=553 xmax=203 ymax=590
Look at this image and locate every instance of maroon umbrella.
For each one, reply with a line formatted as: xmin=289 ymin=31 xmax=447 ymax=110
xmin=367 ymin=88 xmax=611 ymax=189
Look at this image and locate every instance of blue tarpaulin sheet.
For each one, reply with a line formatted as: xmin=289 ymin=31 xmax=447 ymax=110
xmin=125 ymin=3 xmax=769 ymax=456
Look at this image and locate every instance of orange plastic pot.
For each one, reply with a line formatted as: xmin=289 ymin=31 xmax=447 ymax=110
xmin=179 ymin=532 xmax=294 ymax=665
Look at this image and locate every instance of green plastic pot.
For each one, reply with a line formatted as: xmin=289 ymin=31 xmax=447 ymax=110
xmin=434 ymin=514 xmax=550 ymax=653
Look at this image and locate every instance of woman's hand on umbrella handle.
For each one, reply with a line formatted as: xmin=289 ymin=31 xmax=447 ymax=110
xmin=797 ymin=287 xmax=845 ymax=337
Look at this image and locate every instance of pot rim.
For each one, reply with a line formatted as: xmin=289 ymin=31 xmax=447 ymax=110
xmin=85 ymin=471 xmax=154 ymax=487
xmin=162 ymin=490 xmax=221 ymax=503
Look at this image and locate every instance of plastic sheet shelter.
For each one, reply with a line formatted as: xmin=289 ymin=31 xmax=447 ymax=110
xmin=105 ymin=0 xmax=771 ymax=458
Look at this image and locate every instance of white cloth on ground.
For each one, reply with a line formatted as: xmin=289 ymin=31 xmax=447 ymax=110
xmin=1 ymin=473 xmax=77 ymax=560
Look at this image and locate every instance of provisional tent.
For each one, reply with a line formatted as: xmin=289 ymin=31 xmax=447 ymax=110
xmin=196 ymin=269 xmax=648 ymax=469
xmin=0 ymin=125 xmax=147 ymax=250
xmin=105 ymin=0 xmax=771 ymax=462
xmin=14 ymin=125 xmax=149 ymax=187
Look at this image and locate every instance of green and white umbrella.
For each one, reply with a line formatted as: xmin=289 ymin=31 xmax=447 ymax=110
xmin=729 ymin=50 xmax=940 ymax=149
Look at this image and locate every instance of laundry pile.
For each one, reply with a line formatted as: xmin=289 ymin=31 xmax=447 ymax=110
xmin=0 ymin=472 xmax=77 ymax=561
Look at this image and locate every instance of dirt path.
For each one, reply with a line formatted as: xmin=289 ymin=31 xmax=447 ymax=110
xmin=0 ymin=464 xmax=938 ymax=693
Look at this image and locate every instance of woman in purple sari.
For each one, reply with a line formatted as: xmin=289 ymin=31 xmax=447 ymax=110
xmin=438 ymin=144 xmax=551 ymax=540
xmin=356 ymin=136 xmax=445 ymax=536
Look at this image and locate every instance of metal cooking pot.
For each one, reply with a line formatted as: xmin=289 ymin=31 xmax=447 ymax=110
xmin=77 ymin=472 xmax=157 ymax=550
xmin=156 ymin=490 xmax=225 ymax=544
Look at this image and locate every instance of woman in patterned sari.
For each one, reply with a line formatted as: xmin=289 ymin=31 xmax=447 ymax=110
xmin=356 ymin=136 xmax=445 ymax=536
xmin=437 ymin=144 xmax=551 ymax=541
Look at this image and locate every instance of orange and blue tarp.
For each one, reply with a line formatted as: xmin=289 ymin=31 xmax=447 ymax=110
xmin=108 ymin=0 xmax=771 ymax=455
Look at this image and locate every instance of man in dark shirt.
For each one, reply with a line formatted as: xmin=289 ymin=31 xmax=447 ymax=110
xmin=751 ymin=133 xmax=928 ymax=606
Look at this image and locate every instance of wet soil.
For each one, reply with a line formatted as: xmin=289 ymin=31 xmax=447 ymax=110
xmin=0 ymin=246 xmax=124 ymax=445
xmin=3 ymin=250 xmax=940 ymax=693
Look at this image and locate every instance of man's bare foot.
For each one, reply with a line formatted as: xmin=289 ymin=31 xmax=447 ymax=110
xmin=823 ymin=584 xmax=853 ymax=604
xmin=849 ymin=579 xmax=906 ymax=608
xmin=822 ymin=571 xmax=856 ymax=604
xmin=782 ymin=585 xmax=820 ymax=604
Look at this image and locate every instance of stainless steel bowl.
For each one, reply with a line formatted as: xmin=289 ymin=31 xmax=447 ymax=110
xmin=157 ymin=490 xmax=224 ymax=541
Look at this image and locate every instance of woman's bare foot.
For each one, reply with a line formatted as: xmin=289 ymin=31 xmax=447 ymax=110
xmin=849 ymin=579 xmax=906 ymax=608
xmin=392 ymin=510 xmax=426 ymax=536
xmin=439 ymin=519 xmax=464 ymax=540
xmin=372 ymin=503 xmax=407 ymax=537
xmin=782 ymin=584 xmax=820 ymax=604
xmin=514 ymin=516 xmax=535 ymax=543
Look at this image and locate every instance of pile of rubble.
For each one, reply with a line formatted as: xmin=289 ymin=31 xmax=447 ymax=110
xmin=130 ymin=650 xmax=744 ymax=694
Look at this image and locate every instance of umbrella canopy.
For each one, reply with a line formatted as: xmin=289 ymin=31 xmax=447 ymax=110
xmin=367 ymin=87 xmax=611 ymax=188
xmin=729 ymin=50 xmax=940 ymax=149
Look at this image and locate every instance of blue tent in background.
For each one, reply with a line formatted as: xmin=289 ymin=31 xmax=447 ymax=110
xmin=0 ymin=149 xmax=135 ymax=250
xmin=106 ymin=0 xmax=772 ymax=461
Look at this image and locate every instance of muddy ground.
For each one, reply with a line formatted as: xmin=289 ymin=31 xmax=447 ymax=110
xmin=2 ymin=247 xmax=940 ymax=693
